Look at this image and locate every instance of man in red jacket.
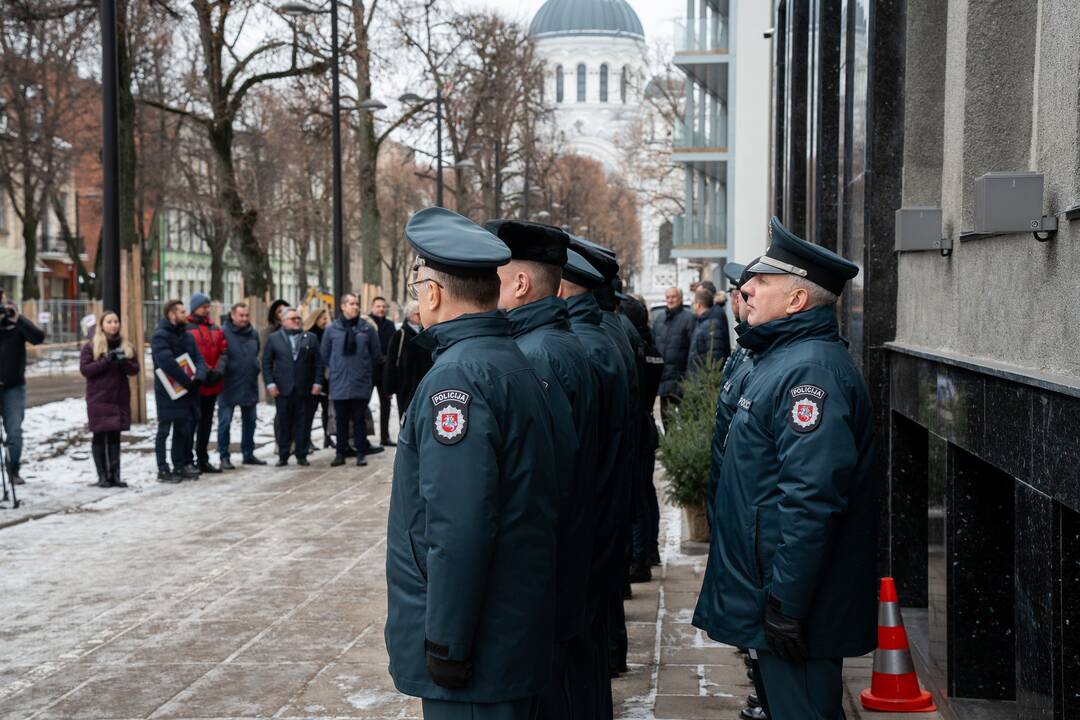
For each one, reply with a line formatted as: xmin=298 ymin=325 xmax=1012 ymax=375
xmin=187 ymin=292 xmax=228 ymax=473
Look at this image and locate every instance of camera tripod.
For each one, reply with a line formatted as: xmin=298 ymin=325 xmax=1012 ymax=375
xmin=0 ymin=419 xmax=19 ymax=509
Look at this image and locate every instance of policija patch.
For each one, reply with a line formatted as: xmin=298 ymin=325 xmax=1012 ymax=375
xmin=430 ymin=389 xmax=471 ymax=445
xmin=788 ymin=384 xmax=827 ymax=433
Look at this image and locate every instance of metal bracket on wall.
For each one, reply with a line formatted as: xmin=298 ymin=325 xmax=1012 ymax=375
xmin=1064 ymin=204 xmax=1080 ymax=222
xmin=1032 ymin=215 xmax=1057 ymax=242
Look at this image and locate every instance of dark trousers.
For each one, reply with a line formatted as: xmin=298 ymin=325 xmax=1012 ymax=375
xmin=422 ymin=697 xmax=538 ymax=720
xmin=156 ymin=417 xmax=192 ymax=471
xmin=334 ymin=397 xmax=372 ymax=457
xmin=631 ymin=443 xmax=660 ymax=564
xmin=374 ymin=376 xmax=393 ymax=442
xmin=218 ymin=402 xmax=257 ymax=461
xmin=757 ymin=652 xmax=845 ymax=720
xmin=193 ymin=393 xmax=218 ymax=465
xmin=538 ymin=632 xmax=596 ymax=720
xmin=306 ymin=393 xmax=330 ymax=445
xmin=607 ymin=587 xmax=628 ymax=675
xmin=275 ymin=393 xmax=312 ymax=460
xmin=91 ymin=431 xmax=121 ymax=481
xmin=589 ymin=601 xmax=613 ymax=720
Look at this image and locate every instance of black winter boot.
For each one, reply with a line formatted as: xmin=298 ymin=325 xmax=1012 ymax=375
xmin=91 ymin=443 xmax=111 ymax=488
xmin=107 ymin=441 xmax=128 ymax=488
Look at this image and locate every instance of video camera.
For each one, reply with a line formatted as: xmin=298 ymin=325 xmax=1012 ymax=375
xmin=0 ymin=288 xmax=16 ymax=330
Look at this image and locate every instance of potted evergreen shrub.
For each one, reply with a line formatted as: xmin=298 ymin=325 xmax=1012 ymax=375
xmin=659 ymin=357 xmax=726 ymax=543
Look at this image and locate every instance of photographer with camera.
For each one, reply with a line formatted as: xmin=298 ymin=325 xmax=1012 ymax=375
xmin=0 ymin=289 xmax=46 ymax=486
xmin=79 ymin=310 xmax=140 ymax=488
xmin=185 ymin=292 xmax=228 ymax=474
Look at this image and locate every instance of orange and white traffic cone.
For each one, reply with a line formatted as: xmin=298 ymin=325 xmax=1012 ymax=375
xmin=860 ymin=577 xmax=936 ymax=712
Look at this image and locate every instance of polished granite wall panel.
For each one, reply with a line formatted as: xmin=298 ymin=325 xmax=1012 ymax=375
xmin=947 ymin=445 xmax=1015 ymax=701
xmin=1014 ymin=482 xmax=1058 ymax=720
xmin=927 ymin=432 xmax=949 ymax=680
xmin=889 ymin=350 xmax=1080 ymax=514
xmin=890 ymin=412 xmax=929 ymax=607
xmin=1062 ymin=505 xmax=1080 ymax=719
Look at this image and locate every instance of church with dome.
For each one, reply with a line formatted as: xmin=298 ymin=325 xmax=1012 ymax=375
xmin=528 ymin=0 xmax=673 ymax=305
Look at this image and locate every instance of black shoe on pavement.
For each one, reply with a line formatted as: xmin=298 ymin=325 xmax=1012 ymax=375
xmin=747 ymin=694 xmax=760 ymax=708
xmin=275 ymin=457 xmax=289 ymax=467
xmin=324 ymin=436 xmax=336 ymax=449
xmin=296 ymin=457 xmax=310 ymax=466
xmin=361 ymin=445 xmax=385 ymax=456
xmin=628 ymin=562 xmax=652 ymax=584
xmin=157 ymin=470 xmax=181 ymax=484
xmin=109 ymin=478 xmax=129 ymax=488
xmin=648 ymin=550 xmax=661 ymax=567
xmin=746 ymin=668 xmax=755 ymax=682
xmin=342 ymin=445 xmax=357 ymax=458
xmin=242 ymin=456 xmax=267 ymax=466
xmin=198 ymin=462 xmax=222 ymax=474
xmin=10 ymin=471 xmax=25 ymax=485
xmin=220 ymin=458 xmax=235 ymax=470
xmin=331 ymin=456 xmax=346 ymax=467
xmin=180 ymin=465 xmax=201 ymax=480
xmin=356 ymin=455 xmax=368 ymax=467
xmin=740 ymin=707 xmax=767 ymax=720
xmin=381 ymin=439 xmax=396 ymax=447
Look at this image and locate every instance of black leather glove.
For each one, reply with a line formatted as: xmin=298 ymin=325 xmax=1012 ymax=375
xmin=764 ymin=595 xmax=807 ymax=663
xmin=425 ymin=641 xmax=472 ymax=689
xmin=205 ymin=369 xmax=222 ymax=385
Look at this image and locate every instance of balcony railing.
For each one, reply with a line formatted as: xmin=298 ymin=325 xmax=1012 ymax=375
xmin=674 ymin=17 xmax=729 ymax=54
xmin=673 ymin=214 xmax=726 ymax=253
xmin=674 ymin=119 xmax=728 ymax=151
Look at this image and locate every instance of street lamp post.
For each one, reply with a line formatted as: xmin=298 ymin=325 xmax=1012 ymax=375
xmin=100 ymin=0 xmax=120 ymax=313
xmin=277 ymin=0 xmax=345 ymax=303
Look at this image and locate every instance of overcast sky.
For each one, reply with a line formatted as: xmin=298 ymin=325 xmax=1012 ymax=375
xmin=452 ymin=0 xmax=681 ymax=45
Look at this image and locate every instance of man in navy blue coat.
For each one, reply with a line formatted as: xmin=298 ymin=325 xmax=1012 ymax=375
xmin=151 ymin=299 xmax=208 ymax=483
xmin=263 ymin=307 xmax=324 ymax=466
xmin=218 ymin=302 xmax=265 ymax=469
xmin=385 ymin=208 xmax=560 ymax=720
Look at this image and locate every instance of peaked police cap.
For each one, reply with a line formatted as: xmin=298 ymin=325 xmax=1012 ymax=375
xmin=563 ymin=249 xmax=604 ymax=289
xmin=406 ymin=207 xmax=511 ymax=276
xmin=723 ymin=262 xmax=747 ymax=288
xmin=747 ymin=217 xmax=859 ymax=296
xmin=568 ymin=236 xmax=619 ymax=281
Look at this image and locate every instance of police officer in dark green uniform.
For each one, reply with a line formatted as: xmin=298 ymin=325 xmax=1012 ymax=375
xmin=559 ymin=249 xmax=629 ymax=720
xmin=693 ymin=218 xmax=878 ymax=720
xmin=484 ymin=219 xmax=600 ymax=720
xmin=385 ymin=207 xmax=561 ymax=720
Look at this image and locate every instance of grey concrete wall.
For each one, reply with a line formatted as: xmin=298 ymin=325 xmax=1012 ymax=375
xmin=895 ymin=0 xmax=1080 ymax=377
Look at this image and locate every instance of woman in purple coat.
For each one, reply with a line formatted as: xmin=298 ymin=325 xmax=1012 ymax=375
xmin=80 ymin=311 xmax=140 ymax=488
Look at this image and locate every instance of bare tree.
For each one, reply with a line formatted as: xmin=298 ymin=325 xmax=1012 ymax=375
xmin=143 ymin=0 xmax=327 ymax=298
xmin=377 ymin=141 xmax=429 ymax=303
xmin=0 ymin=7 xmax=95 ymax=298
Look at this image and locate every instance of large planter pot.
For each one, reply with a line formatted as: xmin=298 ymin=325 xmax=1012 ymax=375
xmin=684 ymin=504 xmax=710 ymax=543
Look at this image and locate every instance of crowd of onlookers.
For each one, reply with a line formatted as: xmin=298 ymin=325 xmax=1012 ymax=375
xmin=0 ymin=277 xmax=730 ymax=490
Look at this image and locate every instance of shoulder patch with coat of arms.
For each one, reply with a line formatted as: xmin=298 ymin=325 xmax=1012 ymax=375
xmin=430 ymin=389 xmax=471 ymax=445
xmin=788 ymin=384 xmax=827 ymax=433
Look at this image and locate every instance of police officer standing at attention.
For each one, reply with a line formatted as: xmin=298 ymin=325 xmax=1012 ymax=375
xmin=485 ymin=218 xmax=600 ymax=720
xmin=558 ymin=249 xmax=629 ymax=719
xmin=385 ymin=207 xmax=561 ymax=720
xmin=693 ymin=218 xmax=878 ymax=719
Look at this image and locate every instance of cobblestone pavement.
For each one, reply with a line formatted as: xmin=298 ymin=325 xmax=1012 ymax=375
xmin=0 ymin=449 xmax=936 ymax=719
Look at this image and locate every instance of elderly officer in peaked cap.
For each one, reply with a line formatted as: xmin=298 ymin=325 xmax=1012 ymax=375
xmin=384 ymin=207 xmax=561 ymax=720
xmin=558 ymin=248 xmax=630 ymax=719
xmin=692 ymin=218 xmax=879 ymax=720
xmin=484 ymin=219 xmax=600 ymax=720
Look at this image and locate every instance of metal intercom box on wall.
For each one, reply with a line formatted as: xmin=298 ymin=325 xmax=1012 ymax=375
xmin=974 ymin=172 xmax=1045 ymax=233
xmin=895 ymin=207 xmax=944 ymax=251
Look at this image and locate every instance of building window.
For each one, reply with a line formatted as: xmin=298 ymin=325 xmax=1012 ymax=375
xmin=599 ymin=64 xmax=609 ymax=102
xmin=621 ymin=66 xmax=629 ymax=103
xmin=658 ymin=221 xmax=673 ymax=264
xmin=556 ymin=65 xmax=564 ymax=103
xmin=576 ymin=63 xmax=586 ymax=102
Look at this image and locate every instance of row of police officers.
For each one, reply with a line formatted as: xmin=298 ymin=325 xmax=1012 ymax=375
xmin=384 ymin=208 xmax=879 ymax=720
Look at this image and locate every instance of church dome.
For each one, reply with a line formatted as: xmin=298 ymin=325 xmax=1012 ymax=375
xmin=529 ymin=0 xmax=645 ymax=40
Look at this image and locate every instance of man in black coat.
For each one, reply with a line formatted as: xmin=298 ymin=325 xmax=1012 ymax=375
xmin=653 ymin=286 xmax=696 ymax=431
xmin=263 ymin=307 xmax=324 ymax=466
xmin=687 ymin=287 xmax=731 ymax=372
xmin=152 ymin=299 xmax=208 ymax=483
xmin=0 ymin=289 xmax=45 ymax=485
xmin=383 ymin=301 xmax=432 ymax=415
xmin=370 ymin=296 xmax=397 ymax=446
xmin=218 ymin=302 xmax=265 ymax=469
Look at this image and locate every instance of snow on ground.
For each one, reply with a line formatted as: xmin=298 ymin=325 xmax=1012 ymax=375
xmin=4 ymin=390 xmax=384 ymax=525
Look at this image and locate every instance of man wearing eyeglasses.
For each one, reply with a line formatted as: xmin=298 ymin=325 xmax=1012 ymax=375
xmin=262 ymin=307 xmax=323 ymax=467
xmin=385 ymin=207 xmax=560 ymax=720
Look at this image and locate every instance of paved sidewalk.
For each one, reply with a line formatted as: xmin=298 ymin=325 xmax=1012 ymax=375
xmin=0 ymin=450 xmax=940 ymax=719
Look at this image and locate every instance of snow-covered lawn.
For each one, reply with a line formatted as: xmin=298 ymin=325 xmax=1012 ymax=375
xmin=4 ymin=391 xmax=385 ymax=524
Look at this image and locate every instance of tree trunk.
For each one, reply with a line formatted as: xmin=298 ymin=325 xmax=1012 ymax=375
xmin=51 ymin=193 xmax=95 ymax=295
xmin=20 ymin=215 xmax=39 ymax=302
xmin=209 ymin=241 xmax=225 ymax=301
xmin=210 ymin=123 xmax=271 ymax=297
xmin=352 ymin=1 xmax=380 ymax=286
